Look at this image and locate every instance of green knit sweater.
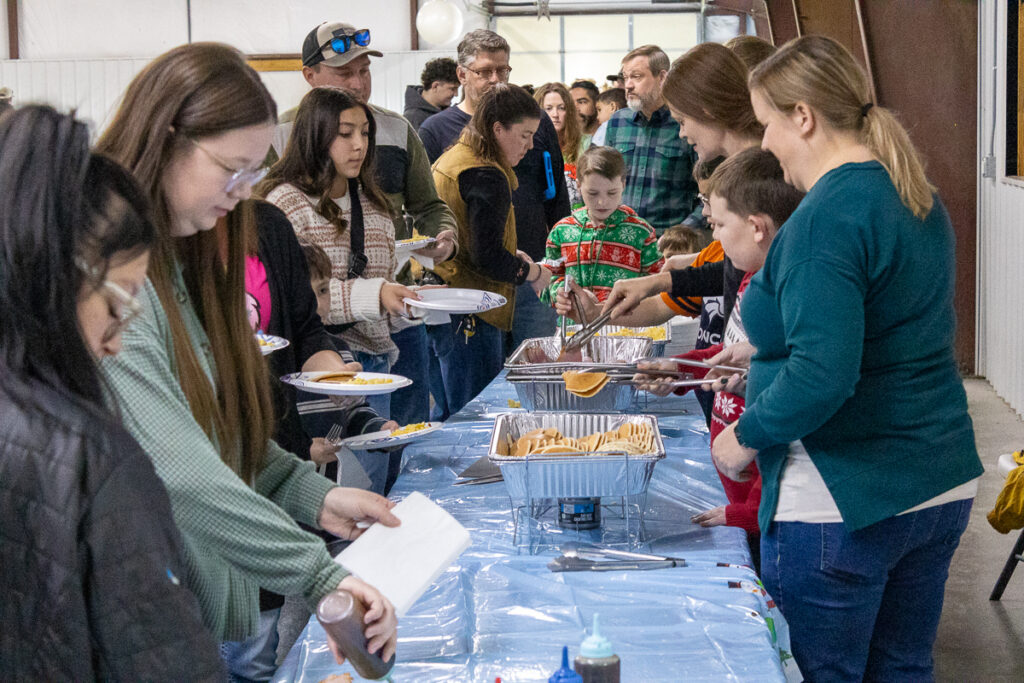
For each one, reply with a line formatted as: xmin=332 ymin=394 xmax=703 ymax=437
xmin=100 ymin=262 xmax=347 ymax=641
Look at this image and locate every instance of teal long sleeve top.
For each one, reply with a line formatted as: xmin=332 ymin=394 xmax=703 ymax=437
xmin=735 ymin=161 xmax=983 ymax=532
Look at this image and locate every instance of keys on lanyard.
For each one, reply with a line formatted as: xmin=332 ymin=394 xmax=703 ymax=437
xmin=457 ymin=315 xmax=477 ymax=344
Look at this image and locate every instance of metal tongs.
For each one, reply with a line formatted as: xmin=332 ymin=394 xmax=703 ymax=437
xmin=563 ymin=308 xmax=614 ymax=353
xmin=548 ymin=542 xmax=686 ymax=572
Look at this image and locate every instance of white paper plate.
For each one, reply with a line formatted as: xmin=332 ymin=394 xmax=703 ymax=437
xmin=279 ymin=371 xmax=412 ymax=396
xmin=337 ymin=422 xmax=443 ymax=450
xmin=395 ymin=236 xmax=436 ymax=252
xmin=403 ymin=288 xmax=508 ymax=315
xmin=256 ymin=333 xmax=289 ymax=356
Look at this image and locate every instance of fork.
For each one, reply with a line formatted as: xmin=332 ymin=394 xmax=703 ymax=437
xmin=325 ymin=423 xmax=343 ymax=446
xmin=319 ymin=423 xmax=344 ymax=478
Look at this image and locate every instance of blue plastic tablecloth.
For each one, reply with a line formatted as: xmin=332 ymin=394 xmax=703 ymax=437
xmin=273 ymin=374 xmax=793 ymax=682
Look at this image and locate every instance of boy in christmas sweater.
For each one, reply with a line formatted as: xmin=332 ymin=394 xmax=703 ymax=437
xmin=540 ymin=146 xmax=663 ymax=306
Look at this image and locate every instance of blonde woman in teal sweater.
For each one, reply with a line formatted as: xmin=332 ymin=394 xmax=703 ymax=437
xmin=711 ymin=36 xmax=983 ymax=680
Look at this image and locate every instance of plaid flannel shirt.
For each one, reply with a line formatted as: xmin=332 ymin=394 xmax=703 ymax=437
xmin=603 ymin=105 xmax=700 ymax=235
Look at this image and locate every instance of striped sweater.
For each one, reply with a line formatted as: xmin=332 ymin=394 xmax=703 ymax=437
xmin=265 ymin=183 xmax=399 ymax=365
xmin=541 ymin=205 xmax=663 ymax=304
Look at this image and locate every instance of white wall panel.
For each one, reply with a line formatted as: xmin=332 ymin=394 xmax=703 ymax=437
xmin=978 ymin=0 xmax=1024 ymax=417
xmin=190 ymin=0 xmax=413 ymax=53
xmin=12 ymin=1 xmax=413 ymax=59
xmin=0 ymin=57 xmax=150 ymax=132
xmin=21 ymin=0 xmax=188 ymax=59
xmin=1 ymin=4 xmax=9 ymax=59
xmin=1 ymin=49 xmax=454 ymax=136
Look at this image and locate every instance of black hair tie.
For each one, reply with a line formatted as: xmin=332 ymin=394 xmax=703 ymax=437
xmin=860 ymin=102 xmax=874 ymax=118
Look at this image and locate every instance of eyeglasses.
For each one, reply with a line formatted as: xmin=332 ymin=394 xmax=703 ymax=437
xmin=99 ymin=280 xmax=143 ymax=343
xmin=76 ymin=257 xmax=144 ymax=343
xmin=464 ymin=65 xmax=512 ymax=81
xmin=697 ymin=193 xmax=710 ymax=208
xmin=188 ymin=138 xmax=268 ymax=194
xmin=320 ymin=28 xmax=371 ymax=56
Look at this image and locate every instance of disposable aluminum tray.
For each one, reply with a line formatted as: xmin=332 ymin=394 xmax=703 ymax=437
xmin=507 ymin=377 xmax=638 ymax=412
xmin=504 ymin=336 xmax=652 ymax=411
xmin=488 ymin=413 xmax=665 ymax=500
xmin=565 ymin=322 xmax=672 ymax=356
xmin=504 ymin=336 xmax=653 ymax=372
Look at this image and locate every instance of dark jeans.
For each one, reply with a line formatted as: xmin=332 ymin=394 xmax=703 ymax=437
xmin=510 ymin=283 xmax=558 ymax=352
xmin=437 ymin=315 xmax=504 ymax=416
xmin=352 ymin=351 xmax=391 ymax=494
xmin=761 ymin=498 xmax=972 ymax=682
xmin=389 ymin=324 xmax=430 ymax=426
xmin=425 ymin=322 xmax=454 ymax=421
xmin=387 ymin=325 xmax=431 ymax=493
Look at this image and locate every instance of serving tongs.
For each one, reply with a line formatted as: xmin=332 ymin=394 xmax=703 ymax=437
xmin=562 ymin=307 xmax=614 ymax=353
xmin=548 ymin=542 xmax=686 ymax=572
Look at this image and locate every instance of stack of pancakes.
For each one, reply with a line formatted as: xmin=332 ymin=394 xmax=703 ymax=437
xmin=509 ymin=422 xmax=654 ymax=457
xmin=562 ymin=371 xmax=610 ymax=398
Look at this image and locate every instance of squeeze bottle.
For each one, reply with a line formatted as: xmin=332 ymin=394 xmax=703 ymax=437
xmin=574 ymin=614 xmax=620 ymax=683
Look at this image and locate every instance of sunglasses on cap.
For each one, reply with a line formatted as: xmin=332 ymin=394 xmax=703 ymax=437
xmin=320 ymin=28 xmax=371 ymax=57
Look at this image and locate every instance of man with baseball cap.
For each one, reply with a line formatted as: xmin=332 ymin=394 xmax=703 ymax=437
xmin=270 ymin=20 xmax=458 ymax=439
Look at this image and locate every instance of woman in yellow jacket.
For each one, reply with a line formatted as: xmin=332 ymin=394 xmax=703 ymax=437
xmin=431 ymin=83 xmax=552 ymax=413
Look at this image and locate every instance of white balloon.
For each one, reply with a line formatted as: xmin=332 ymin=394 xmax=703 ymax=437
xmin=416 ymin=0 xmax=465 ymax=46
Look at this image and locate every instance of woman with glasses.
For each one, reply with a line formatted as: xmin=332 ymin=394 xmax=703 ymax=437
xmin=0 ymin=105 xmax=222 ymax=679
xmin=95 ymin=43 xmax=399 ymax=679
xmin=258 ymin=86 xmax=417 ymax=494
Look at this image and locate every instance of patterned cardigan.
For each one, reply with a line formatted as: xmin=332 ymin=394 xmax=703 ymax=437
xmin=265 ymin=183 xmax=399 ymax=365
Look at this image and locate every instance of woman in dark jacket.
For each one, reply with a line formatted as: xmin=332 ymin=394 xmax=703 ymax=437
xmin=0 ymin=106 xmax=222 ymax=680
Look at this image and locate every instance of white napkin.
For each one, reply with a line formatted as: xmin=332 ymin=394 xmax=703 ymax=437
xmin=334 ymin=491 xmax=471 ymax=617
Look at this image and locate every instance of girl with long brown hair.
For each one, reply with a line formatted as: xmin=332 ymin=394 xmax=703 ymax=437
xmin=258 ymin=86 xmax=418 ymax=495
xmin=95 ymin=43 xmax=399 ymax=675
xmin=713 ymin=35 xmax=983 ymax=679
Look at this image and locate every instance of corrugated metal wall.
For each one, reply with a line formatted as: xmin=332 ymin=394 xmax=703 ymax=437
xmin=0 ymin=50 xmax=453 ymax=136
xmin=979 ymin=0 xmax=1024 ymax=417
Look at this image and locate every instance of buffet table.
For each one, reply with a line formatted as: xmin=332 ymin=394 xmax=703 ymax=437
xmin=273 ymin=374 xmax=793 ymax=682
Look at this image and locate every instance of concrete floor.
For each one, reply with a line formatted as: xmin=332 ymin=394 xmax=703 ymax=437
xmin=934 ymin=378 xmax=1024 ymax=681
xmin=275 ymin=378 xmax=1024 ymax=680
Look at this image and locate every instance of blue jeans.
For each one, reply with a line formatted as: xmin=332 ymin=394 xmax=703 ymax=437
xmin=511 ymin=283 xmax=558 ymax=353
xmin=352 ymin=351 xmax=391 ymax=494
xmin=425 ymin=323 xmax=454 ymax=421
xmin=221 ymin=607 xmax=281 ymax=682
xmin=388 ymin=324 xmax=430 ymax=426
xmin=761 ymin=499 xmax=972 ymax=682
xmin=440 ymin=316 xmax=504 ymax=416
xmin=386 ymin=325 xmax=430 ymax=493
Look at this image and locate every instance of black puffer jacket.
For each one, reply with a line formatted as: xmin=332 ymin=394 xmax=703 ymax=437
xmin=0 ymin=378 xmax=223 ymax=680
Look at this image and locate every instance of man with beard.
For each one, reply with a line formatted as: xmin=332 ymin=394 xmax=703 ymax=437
xmin=603 ymin=45 xmax=699 ymax=235
xmin=569 ymin=79 xmax=600 ymax=140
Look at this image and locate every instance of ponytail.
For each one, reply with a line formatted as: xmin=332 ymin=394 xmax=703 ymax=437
xmin=750 ymin=35 xmax=934 ymax=219
xmin=861 ymin=106 xmax=934 ymax=219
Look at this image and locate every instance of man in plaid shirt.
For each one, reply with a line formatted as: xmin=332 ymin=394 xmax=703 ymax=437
xmin=604 ymin=44 xmax=700 ymax=235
